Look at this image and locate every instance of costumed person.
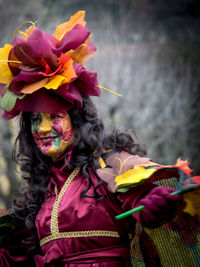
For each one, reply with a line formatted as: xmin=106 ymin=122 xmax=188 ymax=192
xmin=0 ymin=10 xmax=200 ymax=267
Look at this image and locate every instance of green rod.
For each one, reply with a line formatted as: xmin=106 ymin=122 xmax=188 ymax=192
xmin=115 ymin=188 xmax=192 ymax=220
xmin=115 ymin=205 xmax=144 ymax=220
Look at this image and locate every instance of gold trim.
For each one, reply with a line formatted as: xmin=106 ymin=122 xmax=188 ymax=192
xmin=40 ymin=230 xmax=120 ymax=246
xmin=50 ymin=167 xmax=80 ymax=234
xmin=41 ymin=167 xmax=121 ymax=248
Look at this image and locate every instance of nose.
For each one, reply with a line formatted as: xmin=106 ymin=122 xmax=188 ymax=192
xmin=38 ymin=113 xmax=52 ymax=134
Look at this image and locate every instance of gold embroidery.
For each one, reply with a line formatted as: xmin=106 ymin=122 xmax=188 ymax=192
xmin=41 ymin=167 xmax=121 ymax=247
xmin=40 ymin=230 xmax=120 ymax=246
xmin=50 ymin=167 xmax=80 ymax=234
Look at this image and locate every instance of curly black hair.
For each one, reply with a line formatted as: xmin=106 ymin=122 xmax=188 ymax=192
xmin=12 ymin=97 xmax=146 ymax=231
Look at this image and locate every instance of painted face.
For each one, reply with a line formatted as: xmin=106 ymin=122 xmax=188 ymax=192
xmin=31 ymin=112 xmax=74 ymax=160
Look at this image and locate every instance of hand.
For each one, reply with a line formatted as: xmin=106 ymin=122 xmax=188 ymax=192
xmin=137 ymin=186 xmax=182 ymax=228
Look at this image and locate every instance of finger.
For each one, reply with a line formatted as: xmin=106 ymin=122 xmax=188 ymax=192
xmin=139 ymin=198 xmax=164 ymax=213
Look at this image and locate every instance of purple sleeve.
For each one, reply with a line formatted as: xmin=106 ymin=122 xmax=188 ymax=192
xmin=117 ymin=185 xmax=182 ymax=228
xmin=116 ymin=184 xmax=157 ymax=212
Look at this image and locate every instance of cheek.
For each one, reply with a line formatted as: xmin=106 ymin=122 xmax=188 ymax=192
xmin=61 ymin=128 xmax=74 ymax=142
xmin=52 ymin=119 xmax=64 ymax=135
xmin=62 ymin=116 xmax=71 ymax=130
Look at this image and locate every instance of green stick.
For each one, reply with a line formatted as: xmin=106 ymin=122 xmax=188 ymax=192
xmin=115 ymin=206 xmax=145 ymax=220
xmin=115 ymin=188 xmax=192 ymax=220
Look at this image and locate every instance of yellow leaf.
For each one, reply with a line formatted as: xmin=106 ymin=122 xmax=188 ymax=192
xmin=115 ymin=167 xmax=156 ymax=187
xmin=44 ymin=75 xmax=68 ymax=90
xmin=21 ymin=78 xmax=49 ymax=94
xmin=98 ymin=157 xmax=106 ymax=168
xmin=18 ymin=23 xmax=35 ymax=41
xmin=62 ymin=58 xmax=77 ymax=82
xmin=0 ymin=44 xmax=14 ymax=84
xmin=55 ymin=10 xmax=86 ymax=41
xmin=66 ymin=36 xmax=95 ymax=65
xmin=184 ymin=189 xmax=200 ymax=217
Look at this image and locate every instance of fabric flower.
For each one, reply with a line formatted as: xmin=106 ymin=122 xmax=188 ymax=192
xmin=0 ymin=10 xmax=100 ymax=119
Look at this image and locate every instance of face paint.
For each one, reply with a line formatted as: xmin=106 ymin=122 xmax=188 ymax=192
xmin=31 ymin=112 xmax=74 ymax=160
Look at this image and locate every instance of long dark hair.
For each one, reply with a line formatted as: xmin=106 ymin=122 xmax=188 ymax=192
xmin=12 ymin=97 xmax=145 ymax=230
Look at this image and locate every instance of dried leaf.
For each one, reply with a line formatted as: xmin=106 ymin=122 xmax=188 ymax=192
xmin=21 ymin=78 xmax=48 ymax=94
xmin=55 ymin=10 xmax=86 ymax=41
xmin=18 ymin=23 xmax=35 ymax=41
xmin=1 ymin=87 xmax=25 ymax=111
xmin=184 ymin=189 xmax=200 ymax=217
xmin=66 ymin=36 xmax=95 ymax=65
xmin=0 ymin=44 xmax=14 ymax=84
xmin=44 ymin=75 xmax=67 ymax=90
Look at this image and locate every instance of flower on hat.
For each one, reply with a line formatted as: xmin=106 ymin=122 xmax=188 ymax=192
xmin=0 ymin=11 xmax=100 ymax=119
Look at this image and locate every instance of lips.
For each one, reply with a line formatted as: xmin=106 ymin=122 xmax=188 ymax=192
xmin=40 ymin=136 xmax=58 ymax=142
xmin=33 ymin=134 xmax=58 ymax=142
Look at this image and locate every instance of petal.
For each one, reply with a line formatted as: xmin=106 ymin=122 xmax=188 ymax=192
xmin=8 ymin=47 xmax=22 ymax=76
xmin=9 ymin=70 xmax=45 ymax=94
xmin=73 ymin=64 xmax=100 ymax=96
xmin=44 ymin=75 xmax=67 ymax=90
xmin=57 ymin=83 xmax=82 ymax=108
xmin=62 ymin=58 xmax=77 ymax=82
xmin=14 ymin=43 xmax=39 ymax=66
xmin=54 ymin=24 xmax=90 ymax=55
xmin=0 ymin=44 xmax=14 ymax=84
xmin=1 ymin=110 xmax=20 ymax=120
xmin=12 ymin=70 xmax=44 ymax=83
xmin=18 ymin=23 xmax=35 ymax=40
xmin=66 ymin=36 xmax=96 ymax=65
xmin=21 ymin=78 xmax=48 ymax=94
xmin=55 ymin=10 xmax=86 ymax=41
xmin=14 ymin=28 xmax=56 ymax=66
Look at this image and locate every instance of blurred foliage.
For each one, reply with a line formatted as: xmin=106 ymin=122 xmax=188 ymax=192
xmin=0 ymin=0 xmax=200 ymax=207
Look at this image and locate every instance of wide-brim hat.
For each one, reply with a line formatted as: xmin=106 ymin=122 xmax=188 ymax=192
xmin=0 ymin=11 xmax=100 ymax=120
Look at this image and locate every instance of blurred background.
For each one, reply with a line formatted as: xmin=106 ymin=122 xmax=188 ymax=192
xmin=0 ymin=0 xmax=200 ymax=208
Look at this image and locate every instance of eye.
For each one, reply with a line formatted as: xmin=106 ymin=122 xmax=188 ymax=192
xmin=51 ymin=114 xmax=61 ymax=120
xmin=31 ymin=116 xmax=39 ymax=122
xmin=31 ymin=114 xmax=42 ymax=123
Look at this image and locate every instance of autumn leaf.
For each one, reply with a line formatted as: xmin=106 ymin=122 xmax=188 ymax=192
xmin=55 ymin=10 xmax=86 ymax=41
xmin=0 ymin=44 xmax=14 ymax=84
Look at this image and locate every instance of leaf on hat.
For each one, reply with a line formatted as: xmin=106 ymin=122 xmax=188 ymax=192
xmin=66 ymin=36 xmax=95 ymax=65
xmin=44 ymin=75 xmax=67 ymax=90
xmin=0 ymin=44 xmax=14 ymax=84
xmin=184 ymin=189 xmax=200 ymax=217
xmin=1 ymin=87 xmax=25 ymax=111
xmin=55 ymin=10 xmax=86 ymax=41
xmin=21 ymin=78 xmax=48 ymax=94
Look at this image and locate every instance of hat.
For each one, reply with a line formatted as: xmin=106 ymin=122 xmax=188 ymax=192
xmin=0 ymin=11 xmax=100 ymax=120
